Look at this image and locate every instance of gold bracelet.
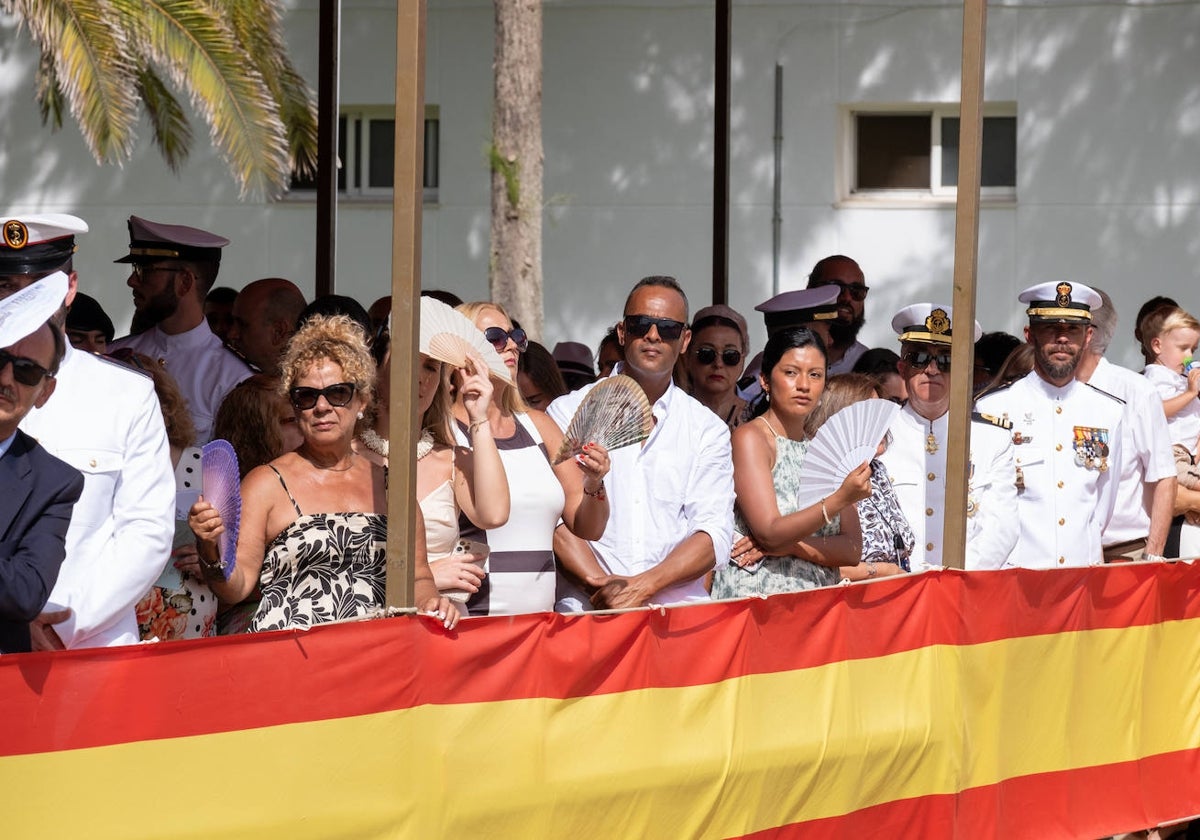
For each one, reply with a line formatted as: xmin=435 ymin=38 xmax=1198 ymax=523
xmin=820 ymin=498 xmax=832 ymax=526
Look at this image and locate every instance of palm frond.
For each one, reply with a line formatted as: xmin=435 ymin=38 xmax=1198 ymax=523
xmin=136 ymin=65 xmax=192 ymax=173
xmin=222 ymin=0 xmax=318 ymax=179
xmin=34 ymin=48 xmax=66 ymax=130
xmin=11 ymin=0 xmax=139 ymax=163
xmin=120 ymin=0 xmax=289 ymax=197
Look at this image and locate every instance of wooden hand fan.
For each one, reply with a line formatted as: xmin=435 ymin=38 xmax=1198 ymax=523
xmin=553 ymin=375 xmax=653 ymax=464
xmin=201 ymin=439 xmax=242 ymax=580
xmin=419 ymin=296 xmax=511 ymax=383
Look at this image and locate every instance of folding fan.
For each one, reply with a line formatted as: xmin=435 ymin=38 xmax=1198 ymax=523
xmin=201 ymin=439 xmax=242 ymax=580
xmin=0 ymin=271 xmax=67 ymax=348
xmin=553 ymin=375 xmax=653 ymax=464
xmin=794 ymin=398 xmax=899 ymax=510
xmin=418 ymin=296 xmax=511 ymax=383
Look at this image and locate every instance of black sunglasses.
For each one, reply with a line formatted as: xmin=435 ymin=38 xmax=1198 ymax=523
xmin=483 ymin=326 xmax=529 ymax=353
xmin=0 ymin=349 xmax=53 ymax=387
xmin=694 ymin=346 xmax=742 ymax=367
xmin=623 ymin=315 xmax=687 ymax=341
xmin=811 ymin=279 xmax=870 ymax=302
xmin=288 ymin=382 xmax=357 ymax=410
xmin=902 ymin=350 xmax=951 ymax=372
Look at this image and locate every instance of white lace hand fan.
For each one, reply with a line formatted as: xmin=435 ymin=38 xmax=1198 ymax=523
xmin=553 ymin=375 xmax=653 ymax=464
xmin=794 ymin=398 xmax=899 ymax=510
xmin=201 ymin=439 xmax=242 ymax=581
xmin=0 ymin=271 xmax=67 ymax=347
xmin=419 ymin=296 xmax=511 ymax=383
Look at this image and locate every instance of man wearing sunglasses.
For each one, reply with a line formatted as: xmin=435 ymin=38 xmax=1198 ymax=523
xmin=805 ymin=255 xmax=871 ymax=375
xmin=976 ymin=282 xmax=1127 ymax=568
xmin=0 ymin=277 xmax=85 ymax=653
xmin=5 ymin=214 xmax=175 ymax=651
xmin=547 ymin=276 xmax=734 ymax=609
xmin=878 ymin=303 xmax=1017 ymax=572
xmin=109 ymin=215 xmax=253 ymax=443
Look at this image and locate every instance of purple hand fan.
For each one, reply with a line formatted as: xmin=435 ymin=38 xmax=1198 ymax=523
xmin=201 ymin=439 xmax=242 ymax=580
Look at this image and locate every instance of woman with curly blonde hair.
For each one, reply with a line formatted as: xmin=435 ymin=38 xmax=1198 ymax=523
xmin=189 ymin=315 xmax=458 ymax=631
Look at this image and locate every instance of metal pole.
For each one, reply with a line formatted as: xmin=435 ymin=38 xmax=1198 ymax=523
xmin=315 ymin=0 xmax=340 ymax=298
xmin=385 ymin=0 xmax=426 ymax=608
xmin=712 ymin=0 xmax=731 ymax=306
xmin=943 ymin=0 xmax=988 ymax=570
xmin=772 ymin=62 xmax=783 ymax=295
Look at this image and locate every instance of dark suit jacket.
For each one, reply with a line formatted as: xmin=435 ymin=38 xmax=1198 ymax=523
xmin=0 ymin=429 xmax=85 ymax=654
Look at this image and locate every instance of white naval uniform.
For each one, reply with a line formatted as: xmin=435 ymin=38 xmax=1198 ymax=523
xmin=879 ymin=404 xmax=1018 ymax=572
xmin=110 ymin=319 xmax=252 ymax=444
xmin=20 ymin=344 xmax=175 ymax=648
xmin=975 ymin=372 xmax=1125 ymax=568
xmin=1088 ymin=358 xmax=1176 ymax=547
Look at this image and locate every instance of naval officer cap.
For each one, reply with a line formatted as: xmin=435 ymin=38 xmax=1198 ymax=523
xmin=754 ymin=286 xmax=839 ymax=332
xmin=1019 ymin=281 xmax=1101 ymax=324
xmin=115 ymin=215 xmax=229 ymax=265
xmin=0 ymin=214 xmax=88 ymax=276
xmin=891 ymin=303 xmax=982 ymax=346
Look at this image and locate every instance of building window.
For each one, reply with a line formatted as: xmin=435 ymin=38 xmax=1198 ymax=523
xmin=288 ymin=105 xmax=439 ymax=203
xmin=843 ymin=104 xmax=1016 ymax=202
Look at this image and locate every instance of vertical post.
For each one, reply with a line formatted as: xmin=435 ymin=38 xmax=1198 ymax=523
xmin=943 ymin=0 xmax=988 ymax=570
xmin=386 ymin=0 xmax=426 ymax=608
xmin=712 ymin=0 xmax=731 ymax=306
xmin=315 ymin=0 xmax=340 ymax=298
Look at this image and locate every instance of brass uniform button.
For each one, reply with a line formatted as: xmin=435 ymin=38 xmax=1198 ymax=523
xmin=89 ymin=459 xmax=97 ymax=468
xmin=926 ymin=508 xmax=934 ymax=516
xmin=926 ymin=543 xmax=934 ymax=552
xmin=1055 ymin=406 xmax=1063 ymax=414
xmin=927 ymin=472 xmax=936 ymax=481
xmin=1055 ymin=443 xmax=1063 ymax=451
xmin=1058 ymin=518 xmax=1065 ymax=525
xmin=1058 ymin=556 xmax=1066 ymax=564
xmin=1057 ymin=481 xmax=1064 ymax=489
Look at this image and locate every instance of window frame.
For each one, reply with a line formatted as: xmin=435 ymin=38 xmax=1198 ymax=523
xmin=837 ymin=102 xmax=1017 ymax=207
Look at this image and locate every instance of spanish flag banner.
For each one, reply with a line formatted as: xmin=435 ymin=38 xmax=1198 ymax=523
xmin=2 ymin=563 xmax=1198 ymax=838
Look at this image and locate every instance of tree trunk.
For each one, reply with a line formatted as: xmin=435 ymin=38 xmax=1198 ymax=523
xmin=489 ymin=0 xmax=543 ymax=339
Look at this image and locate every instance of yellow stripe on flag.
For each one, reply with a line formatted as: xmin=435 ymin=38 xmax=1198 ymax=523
xmin=4 ymin=619 xmax=1198 ymax=838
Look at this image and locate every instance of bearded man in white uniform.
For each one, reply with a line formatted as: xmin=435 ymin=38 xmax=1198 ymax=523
xmin=975 ymin=282 xmax=1126 ymax=568
xmin=878 ymin=304 xmax=1018 ymax=571
xmin=0 ymin=214 xmax=175 ymax=649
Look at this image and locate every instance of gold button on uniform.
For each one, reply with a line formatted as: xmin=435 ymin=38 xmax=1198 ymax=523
xmin=1057 ymin=481 xmax=1064 ymax=488
xmin=1058 ymin=518 xmax=1065 ymax=525
xmin=926 ymin=543 xmax=934 ymax=552
xmin=1058 ymin=557 xmax=1066 ymax=564
xmin=1055 ymin=406 xmax=1062 ymax=415
xmin=926 ymin=508 xmax=934 ymax=516
xmin=89 ymin=459 xmax=97 ymax=468
xmin=1055 ymin=444 xmax=1062 ymax=451
xmin=927 ymin=472 xmax=936 ymax=481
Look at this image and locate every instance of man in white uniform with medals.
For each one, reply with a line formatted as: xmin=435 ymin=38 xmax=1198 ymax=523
xmin=1 ymin=214 xmax=175 ymax=649
xmin=109 ymin=216 xmax=252 ymax=443
xmin=879 ymin=304 xmax=1018 ymax=571
xmin=976 ymin=282 xmax=1126 ymax=568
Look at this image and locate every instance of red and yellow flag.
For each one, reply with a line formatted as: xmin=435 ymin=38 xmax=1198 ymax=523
xmin=2 ymin=563 xmax=1199 ymax=838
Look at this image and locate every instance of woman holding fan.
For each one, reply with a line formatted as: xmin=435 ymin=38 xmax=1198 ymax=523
xmin=188 ymin=314 xmax=458 ymax=631
xmin=712 ymin=327 xmax=871 ymax=598
xmin=453 ymin=301 xmax=611 ymax=615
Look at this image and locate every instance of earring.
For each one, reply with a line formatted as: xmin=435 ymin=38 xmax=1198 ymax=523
xmin=357 ymin=411 xmax=364 ymax=420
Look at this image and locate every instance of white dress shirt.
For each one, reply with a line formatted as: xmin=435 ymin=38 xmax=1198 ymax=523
xmin=879 ymin=404 xmax=1017 ymax=572
xmin=1089 ymin=358 xmax=1176 ymax=545
xmin=547 ymin=369 xmax=734 ymax=604
xmin=976 ymin=372 xmax=1125 ymax=568
xmin=110 ymin=319 xmax=252 ymax=443
xmin=20 ymin=343 xmax=175 ymax=647
xmin=1143 ymin=363 xmax=1200 ymax=451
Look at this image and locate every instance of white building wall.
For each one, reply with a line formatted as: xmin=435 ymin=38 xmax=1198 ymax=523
xmin=0 ymin=1 xmax=1196 ymax=368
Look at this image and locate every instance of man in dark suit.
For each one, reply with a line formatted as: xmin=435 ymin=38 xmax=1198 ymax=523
xmin=0 ymin=307 xmax=85 ymax=653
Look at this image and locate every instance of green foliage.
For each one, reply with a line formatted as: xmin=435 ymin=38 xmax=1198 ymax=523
xmin=3 ymin=0 xmax=317 ymax=198
xmin=488 ymin=144 xmax=521 ymax=208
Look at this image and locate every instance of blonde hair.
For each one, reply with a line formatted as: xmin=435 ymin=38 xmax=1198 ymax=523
xmin=805 ymin=373 xmax=881 ymax=437
xmin=1142 ymin=307 xmax=1200 ymax=364
xmin=455 ymin=300 xmax=527 ymax=414
xmin=420 ymin=361 xmax=457 ymax=448
xmin=279 ymin=314 xmax=376 ymax=407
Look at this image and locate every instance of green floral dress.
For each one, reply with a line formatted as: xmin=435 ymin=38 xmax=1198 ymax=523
xmin=712 ymin=432 xmax=841 ymax=599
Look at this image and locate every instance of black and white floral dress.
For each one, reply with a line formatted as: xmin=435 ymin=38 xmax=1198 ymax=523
xmin=250 ymin=466 xmax=387 ymax=633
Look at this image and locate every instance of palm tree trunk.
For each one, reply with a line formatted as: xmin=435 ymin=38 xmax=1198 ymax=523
xmin=489 ymin=0 xmax=543 ymax=339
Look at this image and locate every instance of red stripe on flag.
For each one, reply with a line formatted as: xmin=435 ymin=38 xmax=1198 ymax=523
xmin=2 ymin=563 xmax=1198 ymax=755
xmin=742 ymin=747 xmax=1200 ymax=840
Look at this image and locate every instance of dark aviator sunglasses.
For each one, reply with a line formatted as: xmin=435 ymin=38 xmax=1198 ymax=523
xmin=0 ymin=350 xmax=53 ymax=387
xmin=694 ymin=347 xmax=742 ymax=367
xmin=903 ymin=350 xmax=951 ymax=372
xmin=811 ymin=279 xmax=870 ymax=302
xmin=289 ymin=382 xmax=357 ymax=411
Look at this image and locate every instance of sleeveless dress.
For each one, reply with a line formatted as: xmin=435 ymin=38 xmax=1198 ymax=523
xmin=711 ymin=419 xmax=840 ymax=598
xmin=419 ymin=450 xmax=460 ymax=561
xmin=250 ymin=466 xmax=387 ymax=632
xmin=454 ymin=413 xmax=565 ymax=615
